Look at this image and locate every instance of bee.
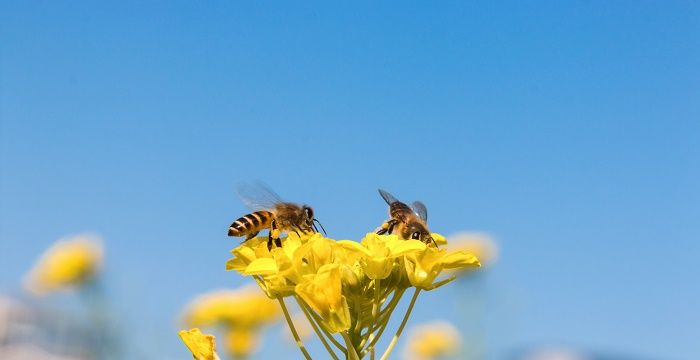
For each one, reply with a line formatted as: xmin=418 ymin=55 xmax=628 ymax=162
xmin=227 ymin=182 xmax=326 ymax=251
xmin=375 ymin=189 xmax=437 ymax=247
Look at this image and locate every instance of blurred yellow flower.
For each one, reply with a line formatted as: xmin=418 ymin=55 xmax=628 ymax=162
xmin=182 ymin=286 xmax=280 ymax=328
xmin=402 ymin=321 xmax=461 ymax=360
xmin=224 ymin=328 xmax=258 ymax=358
xmin=182 ymin=285 xmax=281 ymax=359
xmin=447 ymin=232 xmax=499 ymax=267
xmin=179 ymin=328 xmax=220 ymax=360
xmin=24 ymin=234 xmax=103 ymax=295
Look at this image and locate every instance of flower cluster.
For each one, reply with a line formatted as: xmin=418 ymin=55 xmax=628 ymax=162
xmin=226 ymin=232 xmax=479 ymax=359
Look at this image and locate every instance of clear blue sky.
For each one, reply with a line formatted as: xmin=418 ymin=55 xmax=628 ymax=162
xmin=1 ymin=1 xmax=698 ymax=359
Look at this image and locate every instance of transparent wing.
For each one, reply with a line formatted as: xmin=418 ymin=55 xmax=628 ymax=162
xmin=378 ymin=189 xmax=399 ymax=205
xmin=236 ymin=181 xmax=285 ymax=211
xmin=411 ymin=201 xmax=428 ymax=222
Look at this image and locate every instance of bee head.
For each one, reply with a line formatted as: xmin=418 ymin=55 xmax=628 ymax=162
xmin=301 ymin=205 xmax=314 ymax=228
xmin=406 ymin=222 xmax=434 ymax=246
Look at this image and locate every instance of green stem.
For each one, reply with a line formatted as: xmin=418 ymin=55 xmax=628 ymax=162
xmin=297 ymin=297 xmax=347 ymax=353
xmin=342 ymin=332 xmax=361 ymax=360
xmin=378 ymin=289 xmax=421 ymax=360
xmin=296 ymin=297 xmax=341 ymax=360
xmin=359 ymin=289 xmax=406 ymax=356
xmin=277 ymin=297 xmax=312 ymax=360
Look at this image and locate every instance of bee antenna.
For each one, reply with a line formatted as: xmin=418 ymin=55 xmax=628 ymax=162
xmin=430 ymin=236 xmax=439 ymax=248
xmin=313 ymin=219 xmax=327 ymax=235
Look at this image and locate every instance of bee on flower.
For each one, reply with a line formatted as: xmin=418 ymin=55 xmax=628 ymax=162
xmin=375 ymin=189 xmax=438 ymax=247
xmin=227 ymin=182 xmax=326 ymax=251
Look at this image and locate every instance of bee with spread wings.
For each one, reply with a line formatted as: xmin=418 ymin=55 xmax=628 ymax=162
xmin=228 ymin=182 xmax=326 ymax=251
xmin=375 ymin=189 xmax=437 ymax=247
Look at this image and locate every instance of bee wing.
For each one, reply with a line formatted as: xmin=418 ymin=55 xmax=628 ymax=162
xmin=378 ymin=189 xmax=400 ymax=205
xmin=411 ymin=201 xmax=428 ymax=222
xmin=236 ymin=181 xmax=285 ymax=211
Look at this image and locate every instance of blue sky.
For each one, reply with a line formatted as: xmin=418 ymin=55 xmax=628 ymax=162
xmin=1 ymin=1 xmax=698 ymax=359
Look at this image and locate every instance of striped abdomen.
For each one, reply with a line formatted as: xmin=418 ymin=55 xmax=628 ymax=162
xmin=228 ymin=211 xmax=273 ymax=237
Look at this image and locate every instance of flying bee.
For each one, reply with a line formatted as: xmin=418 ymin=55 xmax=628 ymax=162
xmin=375 ymin=189 xmax=437 ymax=247
xmin=227 ymin=182 xmax=326 ymax=251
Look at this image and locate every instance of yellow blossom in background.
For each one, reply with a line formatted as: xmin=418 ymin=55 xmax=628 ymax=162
xmin=181 ymin=285 xmax=281 ymax=359
xmin=447 ymin=232 xmax=499 ymax=268
xmin=402 ymin=321 xmax=461 ymax=360
xmin=179 ymin=328 xmax=220 ymax=360
xmin=24 ymin=234 xmax=103 ymax=295
xmin=182 ymin=286 xmax=280 ymax=328
xmin=224 ymin=328 xmax=258 ymax=359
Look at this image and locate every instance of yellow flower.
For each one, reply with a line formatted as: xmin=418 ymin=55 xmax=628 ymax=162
xmin=178 ymin=328 xmax=220 ymax=360
xmin=339 ymin=233 xmax=425 ymax=280
xmin=227 ymin=231 xmax=481 ymax=359
xmin=404 ymin=246 xmax=480 ymax=290
xmin=226 ymin=232 xmax=308 ymax=297
xmin=448 ymin=232 xmax=499 ymax=267
xmin=24 ymin=234 xmax=103 ymax=295
xmin=182 ymin=286 xmax=280 ymax=328
xmin=295 ymin=264 xmax=351 ymax=333
xmin=403 ymin=321 xmax=461 ymax=360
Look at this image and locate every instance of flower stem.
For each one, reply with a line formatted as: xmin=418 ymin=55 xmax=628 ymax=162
xmin=360 ymin=288 xmax=405 ymax=354
xmin=277 ymin=297 xmax=312 ymax=360
xmin=297 ymin=297 xmax=347 ymax=353
xmin=296 ymin=297 xmax=341 ymax=360
xmin=378 ymin=289 xmax=421 ymax=360
xmin=342 ymin=332 xmax=361 ymax=360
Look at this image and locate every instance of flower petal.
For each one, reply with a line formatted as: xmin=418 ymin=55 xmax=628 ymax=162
xmin=337 ymin=240 xmax=372 ymax=257
xmin=390 ymin=239 xmax=426 ymax=256
xmin=244 ymin=258 xmax=279 ymax=275
xmin=179 ymin=328 xmax=218 ymax=360
xmin=441 ymin=251 xmax=480 ymax=269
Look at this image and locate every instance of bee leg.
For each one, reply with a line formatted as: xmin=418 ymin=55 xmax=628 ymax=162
xmin=387 ymin=220 xmax=397 ymax=234
xmin=267 ymin=220 xmax=277 ymax=251
xmin=376 ymin=221 xmax=390 ymax=235
xmin=376 ymin=219 xmax=397 ymax=235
